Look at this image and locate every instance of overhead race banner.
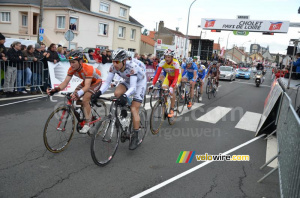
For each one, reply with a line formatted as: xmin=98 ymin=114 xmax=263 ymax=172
xmin=201 ymin=18 xmax=290 ymax=33
xmin=48 ymin=62 xmax=112 ymax=93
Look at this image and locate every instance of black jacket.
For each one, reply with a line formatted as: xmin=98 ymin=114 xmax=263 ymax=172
xmin=7 ymin=48 xmax=25 ymax=69
xmin=101 ymin=54 xmax=108 ymax=64
xmin=0 ymin=44 xmax=7 ymax=59
xmin=46 ymin=50 xmax=60 ymax=63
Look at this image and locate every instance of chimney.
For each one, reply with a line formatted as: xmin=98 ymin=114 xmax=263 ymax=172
xmin=158 ymin=21 xmax=164 ymax=31
xmin=176 ymin=27 xmax=179 ymax=31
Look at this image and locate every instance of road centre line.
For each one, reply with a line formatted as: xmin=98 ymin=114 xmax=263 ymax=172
xmin=131 ymin=134 xmax=266 ymax=198
xmin=0 ymin=96 xmax=47 ymax=107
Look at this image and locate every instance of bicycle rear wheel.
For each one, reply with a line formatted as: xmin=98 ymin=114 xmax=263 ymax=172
xmin=90 ymin=116 xmax=119 ymax=166
xmin=43 ymin=107 xmax=75 ymax=153
xmin=150 ymin=100 xmax=165 ymax=135
xmin=168 ymin=96 xmax=179 ymax=125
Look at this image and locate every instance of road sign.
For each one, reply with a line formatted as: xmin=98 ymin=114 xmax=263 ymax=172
xmin=64 ymin=30 xmax=74 ymax=41
xmin=233 ymin=30 xmax=249 ymax=36
xmin=39 ymin=28 xmax=44 ymax=35
xmin=39 ymin=35 xmax=43 ymax=42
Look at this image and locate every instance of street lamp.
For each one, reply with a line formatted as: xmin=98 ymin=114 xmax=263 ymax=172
xmin=184 ymin=0 xmax=197 ymax=58
xmin=197 ymin=25 xmax=202 ymax=57
xmin=224 ymin=32 xmax=232 ymax=61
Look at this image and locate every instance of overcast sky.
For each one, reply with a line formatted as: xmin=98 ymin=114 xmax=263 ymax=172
xmin=118 ymin=0 xmax=300 ymax=54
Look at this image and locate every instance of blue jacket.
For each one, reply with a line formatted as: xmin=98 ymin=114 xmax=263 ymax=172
xmin=293 ymin=58 xmax=300 ymax=73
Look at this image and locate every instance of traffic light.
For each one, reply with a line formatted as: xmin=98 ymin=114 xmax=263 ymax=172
xmin=262 ymin=32 xmax=274 ymax=35
xmin=211 ymin=29 xmax=221 ymax=32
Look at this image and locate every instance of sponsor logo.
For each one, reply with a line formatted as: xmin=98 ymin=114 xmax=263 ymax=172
xmin=269 ymin=22 xmax=283 ymax=31
xmin=205 ymin=20 xmax=216 ymax=28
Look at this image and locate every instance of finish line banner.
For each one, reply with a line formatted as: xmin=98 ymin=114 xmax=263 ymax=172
xmin=201 ymin=18 xmax=289 ymax=33
xmin=48 ymin=62 xmax=112 ymax=93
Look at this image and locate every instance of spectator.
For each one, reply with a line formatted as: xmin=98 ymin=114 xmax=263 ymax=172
xmin=106 ymin=49 xmax=112 ymax=63
xmin=31 ymin=43 xmax=44 ymax=94
xmin=21 ymin=45 xmax=27 ymax=53
xmin=46 ymin=43 xmax=60 ymax=63
xmin=134 ymin=52 xmax=140 ymax=60
xmin=57 ymin=47 xmax=68 ymax=62
xmin=140 ymin=54 xmax=146 ymax=64
xmin=88 ymin=49 xmax=94 ymax=60
xmin=66 ymin=49 xmax=71 ymax=56
xmin=212 ymin=51 xmax=218 ymax=61
xmin=93 ymin=48 xmax=102 ymax=63
xmin=23 ymin=45 xmax=37 ymax=88
xmin=5 ymin=41 xmax=26 ymax=96
xmin=292 ymin=53 xmax=300 ymax=79
xmin=0 ymin=33 xmax=7 ymax=97
xmin=101 ymin=49 xmax=108 ymax=64
xmin=63 ymin=47 xmax=67 ymax=55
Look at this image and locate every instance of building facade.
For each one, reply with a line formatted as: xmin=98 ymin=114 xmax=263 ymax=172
xmin=0 ymin=0 xmax=143 ymax=51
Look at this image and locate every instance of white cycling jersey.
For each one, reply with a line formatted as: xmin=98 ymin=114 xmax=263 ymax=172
xmin=100 ymin=60 xmax=146 ymax=103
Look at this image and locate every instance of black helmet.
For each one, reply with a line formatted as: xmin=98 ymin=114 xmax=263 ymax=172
xmin=112 ymin=49 xmax=127 ymax=61
xmin=68 ymin=50 xmax=83 ymax=61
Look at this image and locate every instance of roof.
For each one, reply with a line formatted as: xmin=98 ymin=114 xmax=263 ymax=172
xmin=141 ymin=33 xmax=155 ymax=46
xmin=158 ymin=26 xmax=185 ymax=37
xmin=0 ymin=0 xmax=143 ymax=27
xmin=213 ymin=43 xmax=220 ymax=51
xmin=149 ymin=31 xmax=155 ymax=39
xmin=188 ymin=35 xmax=200 ymax=40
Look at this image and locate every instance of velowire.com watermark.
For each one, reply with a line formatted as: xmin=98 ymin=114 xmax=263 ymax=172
xmin=176 ymin=151 xmax=250 ymax=163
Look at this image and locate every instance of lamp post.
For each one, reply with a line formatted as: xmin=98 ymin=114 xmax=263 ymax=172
xmin=197 ymin=25 xmax=202 ymax=57
xmin=184 ymin=0 xmax=197 ymax=58
xmin=224 ymin=32 xmax=231 ymax=62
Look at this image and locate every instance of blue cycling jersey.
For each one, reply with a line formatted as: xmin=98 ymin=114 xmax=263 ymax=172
xmin=198 ymin=65 xmax=206 ymax=79
xmin=182 ymin=62 xmax=198 ymax=78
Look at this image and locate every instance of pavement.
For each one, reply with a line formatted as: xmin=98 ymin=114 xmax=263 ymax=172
xmin=0 ymin=69 xmax=280 ymax=198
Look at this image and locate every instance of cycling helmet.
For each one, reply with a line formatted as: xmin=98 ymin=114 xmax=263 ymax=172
xmin=126 ymin=51 xmax=133 ymax=59
xmin=112 ymin=49 xmax=127 ymax=61
xmin=68 ymin=50 xmax=83 ymax=61
xmin=186 ymin=57 xmax=193 ymax=64
xmin=164 ymin=49 xmax=175 ymax=57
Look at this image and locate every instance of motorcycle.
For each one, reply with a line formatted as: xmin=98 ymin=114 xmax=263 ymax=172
xmin=253 ymin=70 xmax=264 ymax=87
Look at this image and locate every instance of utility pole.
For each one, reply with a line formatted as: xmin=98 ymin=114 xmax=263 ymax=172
xmin=184 ymin=0 xmax=197 ymax=58
xmin=197 ymin=30 xmax=202 ymax=57
xmin=37 ymin=0 xmax=44 ymax=44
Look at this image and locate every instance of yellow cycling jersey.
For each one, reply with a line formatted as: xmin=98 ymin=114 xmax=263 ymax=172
xmin=158 ymin=58 xmax=181 ymax=77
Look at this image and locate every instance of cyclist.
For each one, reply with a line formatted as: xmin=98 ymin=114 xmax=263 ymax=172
xmin=93 ymin=49 xmax=146 ymax=150
xmin=197 ymin=64 xmax=207 ymax=102
xmin=206 ymin=61 xmax=220 ymax=91
xmin=181 ymin=57 xmax=198 ymax=108
xmin=150 ymin=49 xmax=181 ymax=117
xmin=47 ymin=50 xmax=102 ymax=133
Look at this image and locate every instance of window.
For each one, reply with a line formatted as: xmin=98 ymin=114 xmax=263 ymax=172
xmin=100 ymin=2 xmax=109 ymax=13
xmin=57 ymin=16 xmax=65 ymax=29
xmin=96 ymin=45 xmax=108 ymax=50
xmin=130 ymin=29 xmax=136 ymax=40
xmin=128 ymin=48 xmax=135 ymax=52
xmin=118 ymin=26 xmax=125 ymax=38
xmin=22 ymin=15 xmax=27 ymax=27
xmin=120 ymin=8 xmax=127 ymax=17
xmin=1 ymin=12 xmax=10 ymax=22
xmin=69 ymin=17 xmax=78 ymax=31
xmin=99 ymin=23 xmax=108 ymax=36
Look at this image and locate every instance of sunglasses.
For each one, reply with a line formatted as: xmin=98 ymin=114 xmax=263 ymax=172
xmin=113 ymin=60 xmax=121 ymax=64
xmin=68 ymin=56 xmax=79 ymax=60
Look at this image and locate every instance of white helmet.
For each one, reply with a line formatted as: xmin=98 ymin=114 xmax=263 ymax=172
xmin=186 ymin=57 xmax=193 ymax=64
xmin=164 ymin=49 xmax=175 ymax=57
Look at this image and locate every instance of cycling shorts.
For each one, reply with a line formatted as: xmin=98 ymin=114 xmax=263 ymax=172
xmin=162 ymin=73 xmax=182 ymax=87
xmin=119 ymin=78 xmax=147 ymax=103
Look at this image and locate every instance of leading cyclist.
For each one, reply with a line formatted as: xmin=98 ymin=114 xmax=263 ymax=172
xmin=47 ymin=50 xmax=102 ymax=133
xmin=93 ymin=49 xmax=146 ymax=150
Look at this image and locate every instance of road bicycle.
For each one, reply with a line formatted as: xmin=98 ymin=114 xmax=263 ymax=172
xmin=90 ymin=96 xmax=147 ymax=166
xmin=149 ymin=79 xmax=163 ymax=108
xmin=206 ymin=76 xmax=217 ymax=99
xmin=43 ymin=93 xmax=107 ymax=153
xmin=150 ymin=88 xmax=179 ymax=134
xmin=194 ymin=78 xmax=203 ymax=103
xmin=177 ymin=81 xmax=197 ymax=112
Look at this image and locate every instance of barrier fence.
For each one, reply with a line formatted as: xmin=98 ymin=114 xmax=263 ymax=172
xmin=0 ymin=60 xmax=45 ymax=93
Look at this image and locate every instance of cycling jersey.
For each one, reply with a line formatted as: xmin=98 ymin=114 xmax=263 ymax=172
xmin=209 ymin=65 xmax=219 ymax=74
xmin=182 ymin=62 xmax=198 ymax=79
xmin=100 ymin=60 xmax=146 ymax=103
xmin=154 ymin=67 xmax=166 ymax=77
xmin=198 ymin=65 xmax=206 ymax=79
xmin=67 ymin=63 xmax=101 ymax=86
xmin=153 ymin=58 xmax=181 ymax=87
xmin=132 ymin=58 xmax=146 ymax=73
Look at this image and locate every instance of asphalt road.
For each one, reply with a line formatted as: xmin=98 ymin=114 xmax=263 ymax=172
xmin=0 ymin=68 xmax=279 ymax=198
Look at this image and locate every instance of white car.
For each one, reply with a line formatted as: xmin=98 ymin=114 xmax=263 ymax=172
xmin=219 ymin=66 xmax=236 ymax=81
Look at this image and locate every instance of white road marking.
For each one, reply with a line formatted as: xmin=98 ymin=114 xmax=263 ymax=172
xmin=233 ymin=81 xmax=271 ymax=87
xmin=0 ymin=96 xmax=47 ymax=107
xmin=131 ymin=134 xmax=266 ymax=198
xmin=266 ymin=136 xmax=278 ymax=168
xmin=235 ymin=111 xmax=262 ymax=132
xmin=0 ymin=94 xmax=45 ymax=101
xmin=197 ymin=106 xmax=232 ymax=124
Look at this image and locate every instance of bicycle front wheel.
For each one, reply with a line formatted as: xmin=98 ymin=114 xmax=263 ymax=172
xmin=177 ymin=87 xmax=185 ymax=114
xmin=130 ymin=107 xmax=148 ymax=146
xmin=207 ymin=83 xmax=212 ymax=99
xmin=150 ymin=100 xmax=165 ymax=135
xmin=43 ymin=107 xmax=75 ymax=153
xmin=90 ymin=116 xmax=119 ymax=166
xmin=150 ymin=89 xmax=160 ymax=108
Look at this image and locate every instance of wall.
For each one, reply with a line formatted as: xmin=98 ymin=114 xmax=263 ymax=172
xmin=140 ymin=42 xmax=154 ymax=55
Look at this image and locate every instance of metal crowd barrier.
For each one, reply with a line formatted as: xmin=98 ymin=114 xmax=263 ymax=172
xmin=276 ymin=92 xmax=300 ymax=197
xmin=258 ymin=79 xmax=300 ymax=198
xmin=0 ymin=60 xmax=45 ymax=93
